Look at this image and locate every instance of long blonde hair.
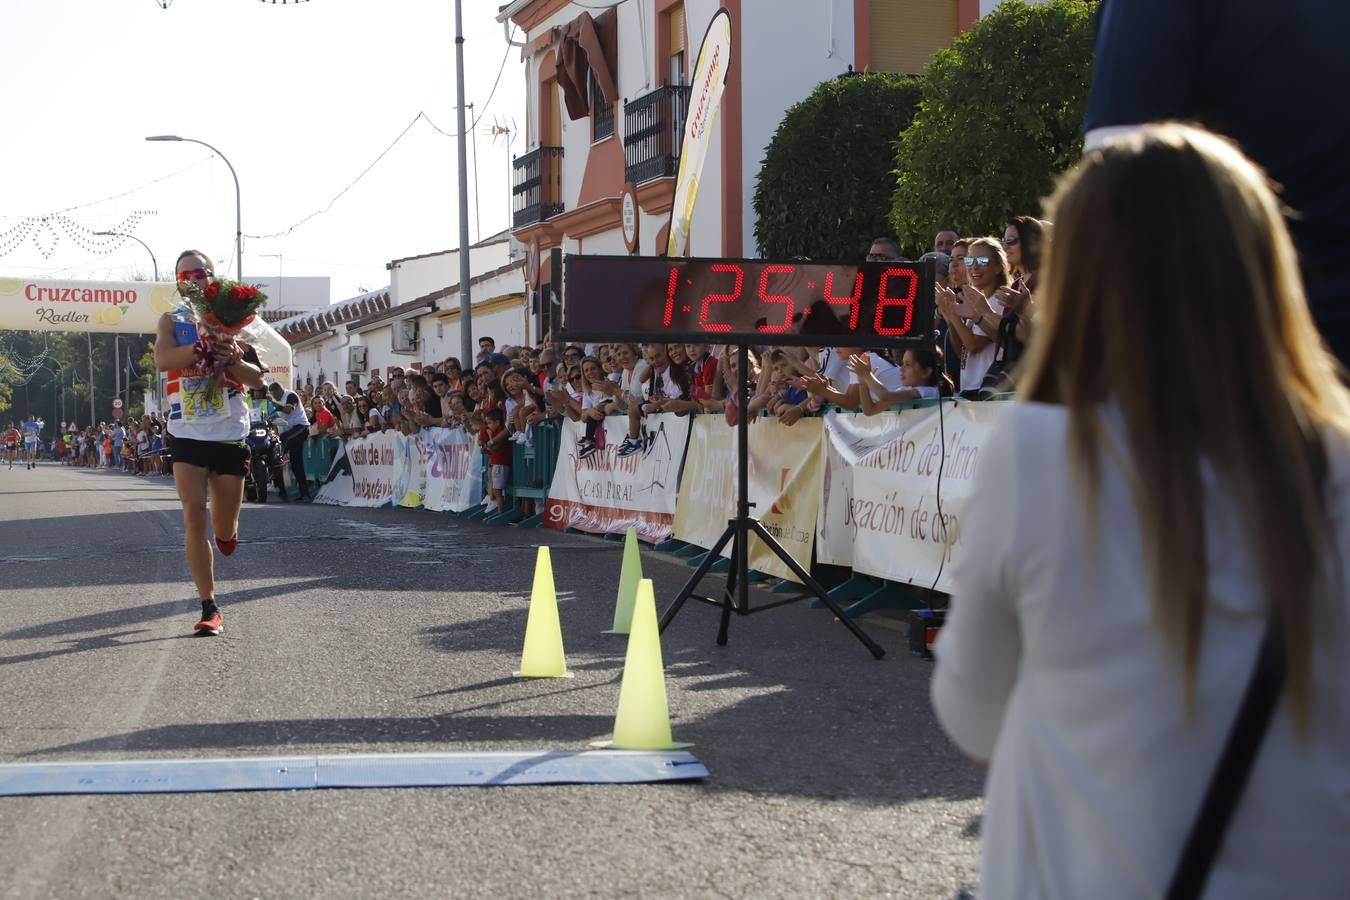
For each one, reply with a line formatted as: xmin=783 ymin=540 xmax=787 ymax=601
xmin=1018 ymin=123 xmax=1350 ymax=730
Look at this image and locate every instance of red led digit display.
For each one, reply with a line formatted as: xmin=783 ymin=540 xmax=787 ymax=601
xmin=562 ymin=255 xmax=935 ymax=347
xmin=756 ymin=264 xmax=796 ymax=334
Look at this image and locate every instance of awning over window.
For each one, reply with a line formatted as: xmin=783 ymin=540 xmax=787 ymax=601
xmin=556 ymin=9 xmax=618 ymax=121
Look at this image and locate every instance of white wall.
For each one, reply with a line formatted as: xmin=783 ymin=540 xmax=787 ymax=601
xmin=739 ymin=0 xmax=859 ymax=256
xmin=239 ymin=275 xmax=332 ymax=312
xmin=293 ymin=335 xmax=355 ymax=390
xmin=389 ymin=241 xmax=513 ymax=305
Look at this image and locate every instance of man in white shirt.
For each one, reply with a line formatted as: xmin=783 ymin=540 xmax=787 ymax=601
xmin=268 ymin=381 xmax=312 ymax=501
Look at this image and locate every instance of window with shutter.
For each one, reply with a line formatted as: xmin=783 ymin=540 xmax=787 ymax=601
xmin=668 ymin=4 xmax=686 ymax=85
xmin=869 ymin=0 xmax=957 ymax=75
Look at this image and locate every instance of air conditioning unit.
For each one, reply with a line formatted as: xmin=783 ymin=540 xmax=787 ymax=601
xmin=348 ymin=345 xmax=368 ymax=374
xmin=392 ymin=318 xmax=419 ymax=354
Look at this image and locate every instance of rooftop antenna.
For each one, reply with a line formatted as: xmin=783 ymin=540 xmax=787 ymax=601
xmin=488 ymin=117 xmax=518 ymax=231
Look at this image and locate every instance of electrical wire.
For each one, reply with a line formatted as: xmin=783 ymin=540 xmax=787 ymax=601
xmin=423 ymin=31 xmax=516 ymax=138
xmin=246 ymin=27 xmax=518 ymax=242
xmin=242 ymin=114 xmax=424 ymax=241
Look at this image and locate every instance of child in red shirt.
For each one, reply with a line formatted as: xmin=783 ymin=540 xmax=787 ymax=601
xmin=478 ymin=407 xmax=512 ymax=514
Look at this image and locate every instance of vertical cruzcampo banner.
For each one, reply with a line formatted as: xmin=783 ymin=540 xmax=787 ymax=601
xmin=665 ymin=8 xmax=732 ymax=257
xmin=314 ymin=431 xmax=398 ymax=508
xmin=673 ymin=417 xmax=822 ymax=583
xmin=423 ymin=427 xmax=484 ymax=513
xmin=543 ymin=413 xmax=691 ymax=544
xmin=817 ymin=403 xmax=1008 ymax=594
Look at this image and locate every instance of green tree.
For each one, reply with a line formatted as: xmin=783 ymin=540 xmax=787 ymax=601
xmin=754 ymin=72 xmax=924 ymax=260
xmin=889 ymin=0 xmax=1097 ymax=249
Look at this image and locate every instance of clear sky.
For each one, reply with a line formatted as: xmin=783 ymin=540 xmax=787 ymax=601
xmin=0 ymin=0 xmax=527 ymax=303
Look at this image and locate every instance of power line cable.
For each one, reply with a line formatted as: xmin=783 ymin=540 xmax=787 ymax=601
xmin=247 ymin=31 xmax=517 ymax=241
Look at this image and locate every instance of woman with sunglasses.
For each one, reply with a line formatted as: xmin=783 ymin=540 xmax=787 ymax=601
xmin=936 ymin=238 xmax=1012 ymax=397
xmin=154 ymin=249 xmax=266 ymax=636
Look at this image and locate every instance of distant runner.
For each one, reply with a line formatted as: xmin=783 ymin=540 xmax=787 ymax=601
xmin=21 ymin=416 xmax=41 ymax=470
xmin=4 ymin=423 xmax=20 ymax=469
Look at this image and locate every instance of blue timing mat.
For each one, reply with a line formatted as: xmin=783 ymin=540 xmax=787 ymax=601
xmin=0 ymin=750 xmax=708 ymax=797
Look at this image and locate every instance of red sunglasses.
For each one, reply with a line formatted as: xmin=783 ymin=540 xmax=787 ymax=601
xmin=176 ymin=268 xmax=212 ymax=282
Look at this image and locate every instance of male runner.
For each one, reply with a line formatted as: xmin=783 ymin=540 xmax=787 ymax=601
xmin=155 ymin=250 xmax=266 ymax=635
xmin=21 ymin=416 xmax=41 ymax=470
xmin=4 ymin=423 xmax=19 ymax=469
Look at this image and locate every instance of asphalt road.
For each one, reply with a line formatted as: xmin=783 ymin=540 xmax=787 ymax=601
xmin=0 ymin=461 xmax=983 ymax=899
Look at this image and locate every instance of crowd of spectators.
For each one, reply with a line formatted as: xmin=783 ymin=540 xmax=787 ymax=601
xmin=50 ymin=418 xmax=171 ymax=475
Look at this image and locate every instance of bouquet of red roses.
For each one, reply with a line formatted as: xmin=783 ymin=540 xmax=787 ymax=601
xmin=181 ymin=277 xmax=268 ymax=333
xmin=180 ymin=278 xmax=269 ymax=396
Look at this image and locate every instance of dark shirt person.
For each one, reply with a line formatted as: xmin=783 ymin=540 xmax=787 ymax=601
xmin=1084 ymin=0 xmax=1350 ymax=365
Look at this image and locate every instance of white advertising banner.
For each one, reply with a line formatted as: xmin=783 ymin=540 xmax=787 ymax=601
xmin=0 ymin=277 xmax=181 ymax=333
xmin=314 ymin=431 xmax=399 ymax=508
xmin=0 ymin=276 xmax=294 ymax=389
xmin=817 ymin=403 xmax=1009 ymax=594
xmin=543 ymin=413 xmax=691 ymax=544
xmin=395 ymin=431 xmax=428 ymax=508
xmin=673 ymin=417 xmax=823 ymax=583
xmin=422 ymin=427 xmax=485 ymax=513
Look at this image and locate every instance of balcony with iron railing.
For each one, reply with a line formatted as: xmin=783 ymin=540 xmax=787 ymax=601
xmin=512 ymin=146 xmax=565 ymax=229
xmin=623 ymin=84 xmax=690 ymax=186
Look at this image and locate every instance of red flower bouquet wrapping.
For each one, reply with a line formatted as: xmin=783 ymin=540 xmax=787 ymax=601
xmin=180 ymin=278 xmax=269 ymax=396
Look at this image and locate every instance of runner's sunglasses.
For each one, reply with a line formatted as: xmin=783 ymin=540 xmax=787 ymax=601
xmin=176 ymin=268 xmax=212 ymax=282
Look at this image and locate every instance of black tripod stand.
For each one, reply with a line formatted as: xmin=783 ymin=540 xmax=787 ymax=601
xmin=657 ymin=343 xmax=886 ymax=659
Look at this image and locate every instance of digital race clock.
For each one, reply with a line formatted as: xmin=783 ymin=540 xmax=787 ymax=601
xmin=560 ymin=255 xmax=935 ymax=348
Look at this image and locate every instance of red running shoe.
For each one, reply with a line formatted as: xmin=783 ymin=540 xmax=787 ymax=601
xmin=194 ymin=610 xmax=223 ymax=636
xmin=215 ymin=534 xmax=238 ymax=556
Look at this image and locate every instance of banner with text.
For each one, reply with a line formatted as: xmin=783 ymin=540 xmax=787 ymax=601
xmin=817 ymin=403 xmax=1006 ymax=593
xmin=0 ymin=277 xmax=180 ymax=333
xmin=672 ymin=416 xmax=736 ymax=549
xmin=395 ymin=431 xmax=428 ymax=508
xmin=672 ymin=417 xmax=823 ymax=583
xmin=422 ymin=427 xmax=485 ymax=512
xmin=543 ymin=413 xmax=691 ymax=544
xmin=314 ymin=430 xmax=399 ymax=508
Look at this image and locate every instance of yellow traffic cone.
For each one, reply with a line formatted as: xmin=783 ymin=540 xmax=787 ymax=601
xmin=596 ymin=578 xmax=690 ymax=749
xmin=603 ymin=527 xmax=643 ymax=634
xmin=514 ymin=546 xmax=573 ymax=679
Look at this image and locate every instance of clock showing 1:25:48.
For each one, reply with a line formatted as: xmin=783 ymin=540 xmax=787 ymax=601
xmin=561 ymin=255 xmax=936 ymax=347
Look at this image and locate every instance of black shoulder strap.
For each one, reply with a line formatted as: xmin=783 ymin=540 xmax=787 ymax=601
xmin=1165 ymin=620 xmax=1286 ymax=900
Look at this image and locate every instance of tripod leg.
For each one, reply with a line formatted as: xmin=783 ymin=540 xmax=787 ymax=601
xmin=750 ymin=521 xmax=886 ymax=659
xmin=659 ymin=523 xmax=736 ymax=633
xmin=716 ymin=524 xmax=745 ymax=646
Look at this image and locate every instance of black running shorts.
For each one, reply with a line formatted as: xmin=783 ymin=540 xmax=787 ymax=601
xmin=170 ymin=436 xmax=250 ymax=477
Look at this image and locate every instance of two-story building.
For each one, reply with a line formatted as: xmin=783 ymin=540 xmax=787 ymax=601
xmin=497 ymin=0 xmax=1009 ymax=335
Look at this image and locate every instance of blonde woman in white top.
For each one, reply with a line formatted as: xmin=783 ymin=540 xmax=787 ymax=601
xmin=932 ymin=124 xmax=1350 ymax=899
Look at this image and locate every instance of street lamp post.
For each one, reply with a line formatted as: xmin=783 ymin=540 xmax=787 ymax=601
xmin=93 ymin=230 xmax=159 ymax=281
xmin=145 ymin=135 xmax=242 ymax=282
xmin=94 ymin=229 xmax=158 ymax=409
xmin=454 ymin=0 xmax=473 ymax=367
